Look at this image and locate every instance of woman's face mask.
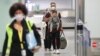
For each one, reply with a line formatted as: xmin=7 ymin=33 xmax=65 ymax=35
xmin=14 ymin=10 xmax=25 ymax=22
xmin=14 ymin=14 xmax=25 ymax=21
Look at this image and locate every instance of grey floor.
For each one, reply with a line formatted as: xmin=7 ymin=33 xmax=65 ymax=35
xmin=35 ymin=29 xmax=76 ymax=56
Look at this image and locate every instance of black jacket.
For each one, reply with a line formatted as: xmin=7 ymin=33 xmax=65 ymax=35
xmin=2 ymin=19 xmax=41 ymax=56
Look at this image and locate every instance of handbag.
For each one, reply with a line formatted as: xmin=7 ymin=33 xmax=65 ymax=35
xmin=26 ymin=20 xmax=37 ymax=50
xmin=26 ymin=31 xmax=37 ymax=50
xmin=60 ymin=31 xmax=67 ymax=49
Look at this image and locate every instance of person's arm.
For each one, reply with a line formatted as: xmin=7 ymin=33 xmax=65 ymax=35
xmin=57 ymin=17 xmax=60 ymax=30
xmin=2 ymin=32 xmax=8 ymax=56
xmin=58 ymin=13 xmax=61 ymax=19
xmin=31 ymin=24 xmax=41 ymax=46
xmin=60 ymin=20 xmax=63 ymax=31
xmin=42 ymin=16 xmax=45 ymax=22
xmin=58 ymin=13 xmax=63 ymax=31
xmin=48 ymin=18 xmax=52 ymax=32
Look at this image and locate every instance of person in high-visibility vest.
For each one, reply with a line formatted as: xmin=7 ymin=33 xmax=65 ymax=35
xmin=2 ymin=3 xmax=41 ymax=56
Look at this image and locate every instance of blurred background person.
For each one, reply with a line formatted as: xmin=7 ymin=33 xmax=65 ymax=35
xmin=43 ymin=12 xmax=52 ymax=51
xmin=49 ymin=10 xmax=62 ymax=54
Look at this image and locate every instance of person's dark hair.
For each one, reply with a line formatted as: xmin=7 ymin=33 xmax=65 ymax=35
xmin=45 ymin=12 xmax=51 ymax=18
xmin=9 ymin=2 xmax=28 ymax=18
xmin=51 ymin=10 xmax=57 ymax=14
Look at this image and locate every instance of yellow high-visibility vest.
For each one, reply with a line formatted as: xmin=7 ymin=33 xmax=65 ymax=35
xmin=5 ymin=20 xmax=33 ymax=56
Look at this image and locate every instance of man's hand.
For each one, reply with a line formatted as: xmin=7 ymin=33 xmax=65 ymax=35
xmin=59 ymin=27 xmax=63 ymax=31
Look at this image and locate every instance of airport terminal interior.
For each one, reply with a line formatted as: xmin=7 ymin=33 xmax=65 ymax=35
xmin=0 ymin=0 xmax=100 ymax=56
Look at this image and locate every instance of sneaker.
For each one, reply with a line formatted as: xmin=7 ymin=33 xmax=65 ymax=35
xmin=49 ymin=49 xmax=52 ymax=51
xmin=45 ymin=49 xmax=50 ymax=51
xmin=45 ymin=49 xmax=50 ymax=53
xmin=56 ymin=50 xmax=60 ymax=54
xmin=52 ymin=50 xmax=56 ymax=54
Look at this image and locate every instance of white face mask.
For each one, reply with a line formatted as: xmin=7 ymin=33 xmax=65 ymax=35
xmin=51 ymin=7 xmax=56 ymax=10
xmin=14 ymin=14 xmax=25 ymax=21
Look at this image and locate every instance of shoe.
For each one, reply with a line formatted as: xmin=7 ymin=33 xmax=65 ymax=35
xmin=45 ymin=49 xmax=51 ymax=53
xmin=52 ymin=50 xmax=56 ymax=54
xmin=49 ymin=49 xmax=52 ymax=51
xmin=56 ymin=50 xmax=60 ymax=54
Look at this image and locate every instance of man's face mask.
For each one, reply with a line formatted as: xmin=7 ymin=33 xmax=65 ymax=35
xmin=14 ymin=14 xmax=25 ymax=21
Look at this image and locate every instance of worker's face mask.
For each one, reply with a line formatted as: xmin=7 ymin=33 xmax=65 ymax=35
xmin=14 ymin=14 xmax=25 ymax=21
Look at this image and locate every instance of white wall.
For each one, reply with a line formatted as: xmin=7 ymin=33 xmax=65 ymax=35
xmin=26 ymin=0 xmax=73 ymax=10
xmin=85 ymin=0 xmax=100 ymax=38
xmin=0 ymin=0 xmax=18 ymax=52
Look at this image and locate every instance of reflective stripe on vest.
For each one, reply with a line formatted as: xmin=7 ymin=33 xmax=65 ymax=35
xmin=26 ymin=19 xmax=33 ymax=31
xmin=5 ymin=20 xmax=33 ymax=56
xmin=6 ymin=25 xmax=13 ymax=56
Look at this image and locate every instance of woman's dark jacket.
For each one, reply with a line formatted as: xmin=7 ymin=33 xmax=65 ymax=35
xmin=2 ymin=19 xmax=41 ymax=56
